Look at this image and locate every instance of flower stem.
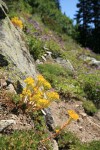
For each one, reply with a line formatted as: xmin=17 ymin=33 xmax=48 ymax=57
xmin=40 ymin=117 xmax=72 ymax=143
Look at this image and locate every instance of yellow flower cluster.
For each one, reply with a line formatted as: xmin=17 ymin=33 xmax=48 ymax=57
xmin=55 ymin=129 xmax=60 ymax=134
xmin=11 ymin=17 xmax=23 ymax=29
xmin=37 ymin=99 xmax=49 ymax=108
xmin=46 ymin=91 xmax=59 ymax=101
xmin=20 ymin=75 xmax=59 ymax=112
xmin=24 ymin=77 xmax=34 ymax=87
xmin=68 ymin=110 xmax=79 ymax=120
xmin=21 ymin=88 xmax=31 ymax=97
xmin=37 ymin=75 xmax=51 ymax=89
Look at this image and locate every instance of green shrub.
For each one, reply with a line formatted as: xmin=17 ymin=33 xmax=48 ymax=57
xmin=27 ymin=0 xmax=74 ymax=36
xmin=37 ymin=63 xmax=69 ymax=87
xmin=6 ymin=0 xmax=32 ymax=18
xmin=37 ymin=63 xmax=85 ymax=99
xmin=87 ymin=141 xmax=100 ymax=150
xmin=56 ymin=81 xmax=84 ymax=100
xmin=42 ymin=14 xmax=62 ymax=33
xmin=82 ymin=100 xmax=97 ymax=115
xmin=0 ymin=130 xmax=52 ymax=150
xmin=38 ymin=63 xmax=67 ymax=79
xmin=12 ymin=94 xmax=20 ymax=104
xmin=45 ymin=40 xmax=62 ymax=58
xmin=28 ymin=37 xmax=44 ymax=60
xmin=82 ymin=75 xmax=100 ymax=108
xmin=57 ymin=131 xmax=87 ymax=150
xmin=57 ymin=131 xmax=100 ymax=150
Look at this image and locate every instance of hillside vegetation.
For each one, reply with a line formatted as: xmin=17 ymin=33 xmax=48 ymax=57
xmin=0 ymin=0 xmax=100 ymax=149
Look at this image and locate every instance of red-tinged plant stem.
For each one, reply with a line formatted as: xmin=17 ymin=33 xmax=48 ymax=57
xmin=40 ymin=117 xmax=72 ymax=143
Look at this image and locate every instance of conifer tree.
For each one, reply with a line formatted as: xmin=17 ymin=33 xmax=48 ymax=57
xmin=75 ymin=0 xmax=100 ymax=53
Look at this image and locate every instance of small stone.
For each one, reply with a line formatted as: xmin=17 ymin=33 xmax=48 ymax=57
xmin=78 ymin=118 xmax=83 ymax=123
xmin=0 ymin=79 xmax=7 ymax=88
xmin=52 ymin=140 xmax=59 ymax=150
xmin=41 ymin=56 xmax=46 ymax=61
xmin=44 ymin=54 xmax=47 ymax=56
xmin=43 ymin=46 xmax=49 ymax=51
xmin=75 ymin=104 xmax=80 ymax=107
xmin=36 ymin=59 xmax=43 ymax=64
xmin=6 ymin=84 xmax=16 ymax=94
xmin=0 ymin=119 xmax=16 ymax=132
xmin=80 ymin=112 xmax=87 ymax=118
xmin=79 ymin=126 xmax=83 ymax=131
xmin=46 ymin=51 xmax=52 ymax=56
xmin=10 ymin=114 xmax=18 ymax=120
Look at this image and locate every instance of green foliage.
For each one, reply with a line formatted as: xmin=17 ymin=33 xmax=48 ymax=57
xmin=0 ymin=131 xmax=51 ymax=150
xmin=37 ymin=63 xmax=84 ymax=99
xmin=82 ymin=74 xmax=100 ymax=108
xmin=3 ymin=92 xmax=20 ymax=104
xmin=42 ymin=11 xmax=74 ymax=36
xmin=57 ymin=131 xmax=100 ymax=150
xmin=12 ymin=94 xmax=20 ymax=104
xmin=26 ymin=0 xmax=75 ymax=36
xmin=82 ymin=100 xmax=97 ymax=115
xmin=5 ymin=0 xmax=32 ymax=18
xmin=0 ymin=111 xmax=52 ymax=150
xmin=37 ymin=63 xmax=67 ymax=83
xmin=87 ymin=141 xmax=100 ymax=150
xmin=57 ymin=131 xmax=87 ymax=150
xmin=56 ymin=80 xmax=84 ymax=99
xmin=28 ymin=37 xmax=44 ymax=60
xmin=32 ymin=111 xmax=47 ymax=132
xmin=45 ymin=40 xmax=62 ymax=58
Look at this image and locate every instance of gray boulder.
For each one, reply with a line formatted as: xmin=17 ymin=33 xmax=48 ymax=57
xmin=80 ymin=55 xmax=100 ymax=68
xmin=55 ymin=57 xmax=74 ymax=72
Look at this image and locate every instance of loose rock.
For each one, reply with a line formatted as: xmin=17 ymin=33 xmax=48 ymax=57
xmin=0 ymin=119 xmax=16 ymax=132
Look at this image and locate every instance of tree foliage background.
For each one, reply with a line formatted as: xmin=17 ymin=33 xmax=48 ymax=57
xmin=75 ymin=0 xmax=100 ymax=53
xmin=4 ymin=0 xmax=100 ymax=53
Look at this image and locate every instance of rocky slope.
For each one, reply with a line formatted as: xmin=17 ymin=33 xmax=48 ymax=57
xmin=0 ymin=1 xmax=100 ymax=150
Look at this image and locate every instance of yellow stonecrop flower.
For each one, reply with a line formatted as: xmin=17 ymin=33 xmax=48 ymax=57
xmin=46 ymin=91 xmax=59 ymax=101
xmin=21 ymin=88 xmax=31 ymax=98
xmin=55 ymin=129 xmax=60 ymax=133
xmin=32 ymin=91 xmax=43 ymax=100
xmin=20 ymin=75 xmax=59 ymax=112
xmin=37 ymin=99 xmax=49 ymax=108
xmin=11 ymin=17 xmax=23 ymax=29
xmin=68 ymin=110 xmax=79 ymax=120
xmin=37 ymin=75 xmax=45 ymax=82
xmin=22 ymin=87 xmax=27 ymax=95
xmin=24 ymin=77 xmax=34 ymax=86
xmin=37 ymin=75 xmax=51 ymax=89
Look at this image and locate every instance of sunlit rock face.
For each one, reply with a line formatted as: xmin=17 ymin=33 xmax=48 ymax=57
xmin=0 ymin=1 xmax=37 ymax=83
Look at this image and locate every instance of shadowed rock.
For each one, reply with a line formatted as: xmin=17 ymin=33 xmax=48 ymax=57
xmin=0 ymin=54 xmax=8 ymax=66
xmin=0 ymin=0 xmax=8 ymax=19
